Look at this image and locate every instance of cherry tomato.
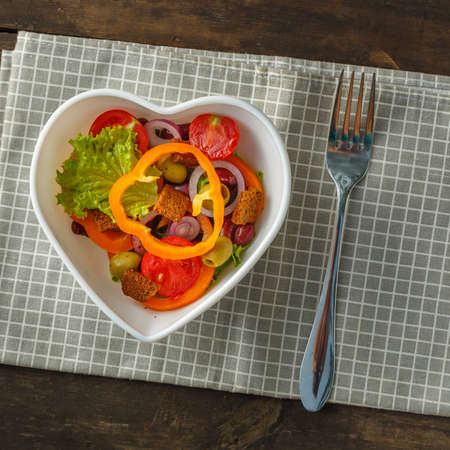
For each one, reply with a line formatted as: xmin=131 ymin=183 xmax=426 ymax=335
xmin=141 ymin=236 xmax=202 ymax=298
xmin=189 ymin=114 xmax=240 ymax=160
xmin=89 ymin=110 xmax=149 ymax=153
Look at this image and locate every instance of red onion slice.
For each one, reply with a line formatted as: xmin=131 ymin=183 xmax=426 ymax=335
xmin=144 ymin=119 xmax=182 ymax=148
xmin=131 ymin=210 xmax=159 ymax=255
xmin=139 ymin=210 xmax=158 ymax=226
xmin=132 ymin=235 xmax=146 ymax=256
xmin=168 ymin=216 xmax=200 ymax=241
xmin=173 ymin=183 xmax=190 ymax=195
xmin=188 ymin=160 xmax=245 ymax=217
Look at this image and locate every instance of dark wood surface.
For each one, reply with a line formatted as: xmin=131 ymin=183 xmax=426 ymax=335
xmin=1 ymin=0 xmax=450 ymax=75
xmin=1 ymin=1 xmax=450 ymax=449
xmin=2 ymin=365 xmax=450 ymax=450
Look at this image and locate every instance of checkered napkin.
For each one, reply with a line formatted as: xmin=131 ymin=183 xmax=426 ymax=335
xmin=1 ymin=32 xmax=449 ymax=416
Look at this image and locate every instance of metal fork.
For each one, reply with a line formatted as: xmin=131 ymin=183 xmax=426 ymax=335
xmin=299 ymin=71 xmax=376 ymax=411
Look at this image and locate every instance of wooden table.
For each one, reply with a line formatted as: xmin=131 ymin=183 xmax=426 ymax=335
xmin=1 ymin=1 xmax=449 ymax=448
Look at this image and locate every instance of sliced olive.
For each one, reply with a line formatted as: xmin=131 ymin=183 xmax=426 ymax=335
xmin=201 ymin=236 xmax=233 ymax=268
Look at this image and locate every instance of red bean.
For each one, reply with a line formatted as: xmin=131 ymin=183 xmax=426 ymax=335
xmin=155 ymin=123 xmax=190 ymax=140
xmin=233 ymin=224 xmax=255 ymax=246
xmin=71 ymin=221 xmax=87 ymax=236
xmin=215 ymin=168 xmax=237 ymax=186
xmin=222 ymin=218 xmax=236 ymax=240
xmin=179 ymin=123 xmax=190 ymax=140
xmin=156 ymin=128 xmax=173 ymax=139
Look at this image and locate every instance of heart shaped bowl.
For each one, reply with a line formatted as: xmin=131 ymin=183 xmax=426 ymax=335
xmin=30 ymin=89 xmax=291 ymax=342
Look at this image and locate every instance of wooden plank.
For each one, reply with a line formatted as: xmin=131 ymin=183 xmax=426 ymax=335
xmin=0 ymin=1 xmax=449 ymax=75
xmin=1 ymin=365 xmax=449 ymax=449
xmin=0 ymin=31 xmax=16 ymax=52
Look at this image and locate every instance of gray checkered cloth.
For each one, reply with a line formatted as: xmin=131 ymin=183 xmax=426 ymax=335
xmin=1 ymin=32 xmax=449 ymax=416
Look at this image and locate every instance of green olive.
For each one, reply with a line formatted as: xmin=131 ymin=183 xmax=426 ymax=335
xmin=162 ymin=161 xmax=187 ymax=184
xmin=156 ymin=154 xmax=172 ymax=170
xmin=202 ymin=236 xmax=233 ymax=268
xmin=199 ymin=183 xmax=230 ymax=210
xmin=109 ymin=252 xmax=142 ymax=281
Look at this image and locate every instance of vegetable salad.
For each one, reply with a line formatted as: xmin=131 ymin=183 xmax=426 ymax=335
xmin=56 ymin=110 xmax=264 ymax=310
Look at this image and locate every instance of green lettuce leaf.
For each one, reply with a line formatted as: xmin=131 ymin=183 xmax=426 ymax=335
xmin=197 ymin=175 xmax=210 ymax=192
xmin=211 ymin=258 xmax=232 ymax=285
xmin=56 ymin=126 xmax=160 ymax=221
xmin=231 ymin=243 xmax=251 ymax=266
xmin=121 ymin=166 xmax=161 ymax=220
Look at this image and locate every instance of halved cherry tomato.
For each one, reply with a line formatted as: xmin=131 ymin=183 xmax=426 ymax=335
xmin=141 ymin=236 xmax=202 ymax=297
xmin=89 ymin=109 xmax=149 ymax=153
xmin=189 ymin=114 xmax=239 ymax=160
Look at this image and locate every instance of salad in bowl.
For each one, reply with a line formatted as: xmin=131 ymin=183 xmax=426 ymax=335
xmin=56 ymin=109 xmax=265 ymax=311
xmin=31 ymin=89 xmax=289 ymax=341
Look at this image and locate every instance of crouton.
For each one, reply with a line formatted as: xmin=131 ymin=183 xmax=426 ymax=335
xmin=91 ymin=209 xmax=120 ymax=232
xmin=171 ymin=152 xmax=198 ymax=168
xmin=231 ymin=187 xmax=262 ymax=225
xmin=121 ymin=269 xmax=159 ymax=303
xmin=154 ymin=184 xmax=191 ymax=222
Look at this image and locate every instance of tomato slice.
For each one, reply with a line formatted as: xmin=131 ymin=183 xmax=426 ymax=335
xmin=89 ymin=109 xmax=149 ymax=153
xmin=141 ymin=236 xmax=202 ymax=297
xmin=189 ymin=114 xmax=240 ymax=160
xmin=143 ymin=265 xmax=215 ymax=311
xmin=71 ymin=213 xmax=133 ymax=253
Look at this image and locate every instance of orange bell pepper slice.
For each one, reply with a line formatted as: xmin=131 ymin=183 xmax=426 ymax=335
xmin=227 ymin=155 xmax=264 ymax=218
xmin=143 ymin=265 xmax=215 ymax=311
xmin=109 ymin=142 xmax=224 ymax=260
xmin=71 ymin=212 xmax=133 ymax=253
xmin=197 ymin=213 xmax=213 ymax=241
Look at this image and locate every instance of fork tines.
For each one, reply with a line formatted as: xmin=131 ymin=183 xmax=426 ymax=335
xmin=329 ymin=71 xmax=376 ymax=152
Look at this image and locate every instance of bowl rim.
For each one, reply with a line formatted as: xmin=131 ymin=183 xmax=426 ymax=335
xmin=30 ymin=89 xmax=291 ymax=342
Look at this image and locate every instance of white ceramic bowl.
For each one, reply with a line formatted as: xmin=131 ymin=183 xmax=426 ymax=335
xmin=30 ymin=89 xmax=291 ymax=342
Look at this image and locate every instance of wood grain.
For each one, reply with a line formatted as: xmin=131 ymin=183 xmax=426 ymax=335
xmin=0 ymin=31 xmax=16 ymax=52
xmin=1 ymin=1 xmax=450 ymax=448
xmin=1 ymin=365 xmax=450 ymax=450
xmin=0 ymin=0 xmax=449 ymax=75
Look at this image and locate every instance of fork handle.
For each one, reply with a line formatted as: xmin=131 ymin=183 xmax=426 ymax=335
xmin=299 ymin=189 xmax=349 ymax=411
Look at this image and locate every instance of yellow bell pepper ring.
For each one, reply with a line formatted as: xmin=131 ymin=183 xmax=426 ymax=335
xmin=109 ymin=142 xmax=224 ymax=260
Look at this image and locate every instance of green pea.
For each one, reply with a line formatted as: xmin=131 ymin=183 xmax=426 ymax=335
xmin=202 ymin=236 xmax=233 ymax=268
xmin=109 ymin=252 xmax=142 ymax=281
xmin=162 ymin=161 xmax=187 ymax=184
